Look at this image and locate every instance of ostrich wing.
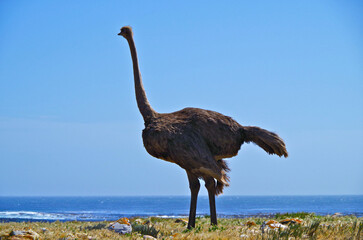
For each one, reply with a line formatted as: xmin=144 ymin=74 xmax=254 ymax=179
xmin=167 ymin=131 xmax=224 ymax=181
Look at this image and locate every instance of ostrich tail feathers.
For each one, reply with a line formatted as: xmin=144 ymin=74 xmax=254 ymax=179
xmin=243 ymin=126 xmax=288 ymax=158
xmin=216 ymin=160 xmax=230 ymax=195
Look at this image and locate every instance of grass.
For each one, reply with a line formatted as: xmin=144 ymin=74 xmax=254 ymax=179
xmin=0 ymin=213 xmax=362 ymax=239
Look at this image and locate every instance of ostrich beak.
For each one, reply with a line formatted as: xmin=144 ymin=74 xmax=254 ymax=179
xmin=117 ymin=32 xmax=122 ymax=36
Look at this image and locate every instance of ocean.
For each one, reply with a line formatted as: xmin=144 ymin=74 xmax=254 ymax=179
xmin=0 ymin=195 xmax=362 ymax=222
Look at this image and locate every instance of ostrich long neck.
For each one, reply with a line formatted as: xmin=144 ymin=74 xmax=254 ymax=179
xmin=126 ymin=35 xmax=156 ymax=122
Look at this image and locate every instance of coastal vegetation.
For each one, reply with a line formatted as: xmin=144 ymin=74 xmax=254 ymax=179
xmin=0 ymin=213 xmax=362 ymax=239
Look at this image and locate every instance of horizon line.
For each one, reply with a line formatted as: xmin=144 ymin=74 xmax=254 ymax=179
xmin=1 ymin=194 xmax=362 ymax=198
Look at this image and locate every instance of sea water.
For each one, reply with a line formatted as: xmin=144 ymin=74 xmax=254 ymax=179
xmin=0 ymin=195 xmax=362 ymax=222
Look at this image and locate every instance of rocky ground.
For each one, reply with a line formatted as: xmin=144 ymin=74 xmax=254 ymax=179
xmin=0 ymin=212 xmax=362 ymax=239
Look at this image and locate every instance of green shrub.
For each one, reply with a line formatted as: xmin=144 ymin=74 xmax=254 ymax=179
xmin=131 ymin=223 xmax=159 ymax=237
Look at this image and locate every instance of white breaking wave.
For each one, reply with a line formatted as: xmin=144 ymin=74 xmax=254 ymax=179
xmin=155 ymin=215 xmax=188 ymax=218
xmin=0 ymin=211 xmax=190 ymax=221
xmin=0 ymin=211 xmax=71 ymax=220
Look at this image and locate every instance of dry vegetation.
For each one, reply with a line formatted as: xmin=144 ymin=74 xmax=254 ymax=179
xmin=0 ymin=213 xmax=362 ymax=239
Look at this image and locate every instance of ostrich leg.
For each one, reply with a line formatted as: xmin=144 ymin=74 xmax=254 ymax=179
xmin=187 ymin=172 xmax=200 ymax=229
xmin=205 ymin=177 xmax=217 ymax=225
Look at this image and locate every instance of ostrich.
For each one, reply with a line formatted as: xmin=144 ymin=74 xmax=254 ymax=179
xmin=118 ymin=26 xmax=288 ymax=229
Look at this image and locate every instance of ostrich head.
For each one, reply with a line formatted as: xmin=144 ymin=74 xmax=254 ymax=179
xmin=118 ymin=26 xmax=133 ymax=38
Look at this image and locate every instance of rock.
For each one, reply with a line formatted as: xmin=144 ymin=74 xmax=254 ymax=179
xmin=108 ymin=222 xmax=132 ymax=234
xmin=108 ymin=217 xmax=132 ymax=234
xmin=175 ymin=219 xmax=188 ymax=224
xmin=332 ymin=212 xmax=342 ymax=218
xmin=7 ymin=230 xmax=40 ymax=240
xmin=279 ymin=218 xmax=303 ymax=225
xmin=261 ymin=220 xmax=288 ymax=233
xmin=245 ymin=220 xmax=256 ymax=227
xmin=143 ymin=235 xmax=157 ymax=240
xmin=133 ymin=218 xmax=144 ymax=224
xmin=266 ymin=220 xmax=288 ymax=229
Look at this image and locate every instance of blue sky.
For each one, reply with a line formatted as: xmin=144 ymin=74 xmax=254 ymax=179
xmin=0 ymin=0 xmax=362 ymax=196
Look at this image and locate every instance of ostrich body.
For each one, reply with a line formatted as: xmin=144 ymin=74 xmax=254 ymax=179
xmin=118 ymin=26 xmax=288 ymax=229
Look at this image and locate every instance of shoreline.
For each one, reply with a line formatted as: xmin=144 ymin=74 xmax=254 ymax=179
xmin=1 ymin=212 xmax=362 ymax=223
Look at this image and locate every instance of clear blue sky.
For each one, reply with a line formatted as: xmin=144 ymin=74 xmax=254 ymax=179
xmin=0 ymin=0 xmax=362 ymax=196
